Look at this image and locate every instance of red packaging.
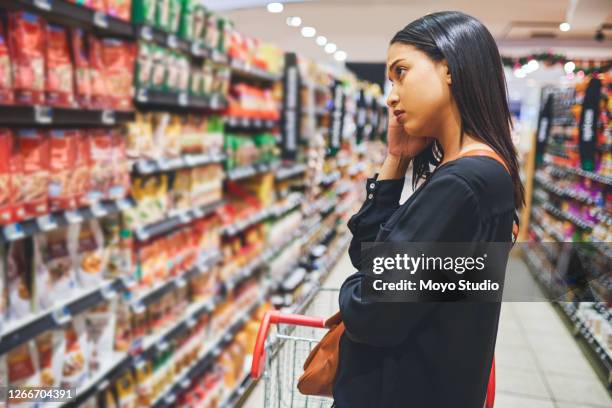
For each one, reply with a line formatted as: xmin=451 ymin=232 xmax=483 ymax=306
xmin=0 ymin=129 xmax=13 ymax=224
xmin=45 ymin=24 xmax=75 ymax=107
xmin=109 ymin=129 xmax=129 ymax=199
xmin=106 ymin=0 xmax=132 ymax=21
xmin=88 ymin=129 xmax=113 ymax=202
xmin=86 ymin=0 xmax=106 ymax=12
xmin=9 ymin=133 xmax=26 ymax=222
xmin=87 ymin=35 xmax=109 ymax=109
xmin=15 ymin=129 xmax=49 ymax=219
xmin=0 ymin=20 xmax=14 ymax=105
xmin=8 ymin=12 xmax=45 ymax=105
xmin=73 ymin=132 xmax=91 ymax=207
xmin=48 ymin=130 xmax=78 ymax=211
xmin=102 ymin=39 xmax=135 ymax=111
xmin=70 ymin=29 xmax=92 ymax=108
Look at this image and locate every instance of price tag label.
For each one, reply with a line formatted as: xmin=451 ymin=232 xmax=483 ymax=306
xmin=135 ymin=227 xmax=150 ymax=241
xmin=65 ymin=210 xmax=83 ymax=224
xmin=175 ymin=277 xmax=187 ymax=288
xmin=178 ymin=212 xmax=192 ymax=224
xmin=101 ymin=109 xmax=116 ymax=125
xmin=137 ymin=160 xmax=155 ymax=174
xmin=210 ymin=94 xmax=220 ymax=109
xmin=91 ymin=202 xmax=108 ymax=217
xmin=241 ymin=118 xmax=249 ymax=127
xmin=140 ymin=26 xmax=153 ymax=41
xmin=36 ymin=215 xmax=58 ymax=232
xmin=192 ymin=208 xmax=204 ymax=218
xmin=167 ymin=34 xmax=178 ymax=49
xmin=157 ymin=159 xmax=170 ymax=171
xmin=136 ymin=88 xmax=148 ymax=102
xmin=117 ymin=198 xmax=132 ymax=211
xmin=34 ymin=0 xmax=52 ymax=11
xmin=178 ymin=92 xmax=189 ymax=106
xmin=51 ymin=307 xmax=72 ymax=326
xmin=34 ymin=105 xmax=52 ymax=124
xmin=254 ymin=119 xmax=262 ymax=127
xmin=93 ymin=12 xmax=109 ymax=28
xmin=3 ymin=223 xmax=25 ymax=241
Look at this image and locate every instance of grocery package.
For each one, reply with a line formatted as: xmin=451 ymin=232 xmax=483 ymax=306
xmin=6 ymin=341 xmax=40 ymax=389
xmin=0 ymin=20 xmax=14 ymax=104
xmin=227 ymin=83 xmax=280 ymax=119
xmin=110 ymin=129 xmax=130 ymax=199
xmin=102 ymin=39 xmax=135 ymax=111
xmin=88 ymin=128 xmax=114 ymax=203
xmin=8 ymin=11 xmax=45 ymax=105
xmin=73 ymin=131 xmax=92 ymax=207
xmin=71 ymin=219 xmax=107 ymax=288
xmin=45 ymin=24 xmax=75 ymax=107
xmin=48 ymin=129 xmax=79 ymax=211
xmin=35 ymin=329 xmax=66 ymax=387
xmin=61 ymin=317 xmax=89 ymax=389
xmin=70 ymin=28 xmax=92 ymax=109
xmin=106 ymin=0 xmax=132 ymax=21
xmin=88 ymin=35 xmax=109 ymax=109
xmin=16 ymin=129 xmax=49 ymax=220
xmin=0 ymin=129 xmax=13 ymax=224
xmin=84 ymin=300 xmax=117 ymax=373
xmin=132 ymin=0 xmax=157 ymax=26
xmin=7 ymin=239 xmax=33 ymax=322
xmin=34 ymin=227 xmax=78 ymax=311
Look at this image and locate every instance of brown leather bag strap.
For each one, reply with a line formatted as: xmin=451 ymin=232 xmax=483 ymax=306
xmin=454 ymin=149 xmax=519 ymax=242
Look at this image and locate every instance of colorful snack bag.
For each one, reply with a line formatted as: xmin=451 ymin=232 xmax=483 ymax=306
xmin=134 ymin=42 xmax=154 ymax=90
xmin=88 ymin=35 xmax=109 ymax=109
xmin=84 ymin=300 xmax=117 ymax=373
xmin=114 ymin=298 xmax=133 ymax=352
xmin=34 ymin=227 xmax=78 ymax=311
xmin=9 ymin=133 xmax=25 ymax=222
xmin=16 ymin=129 xmax=49 ymax=219
xmin=35 ymin=330 xmax=66 ymax=387
xmin=102 ymin=39 xmax=135 ymax=111
xmin=106 ymin=0 xmax=132 ymax=21
xmin=100 ymin=213 xmax=123 ymax=278
xmin=48 ymin=129 xmax=78 ymax=211
xmin=7 ymin=341 xmax=40 ymax=389
xmin=8 ymin=12 xmax=45 ymax=105
xmin=132 ymin=0 xmax=156 ymax=26
xmin=71 ymin=219 xmax=107 ymax=288
xmin=70 ymin=29 xmax=92 ymax=108
xmin=61 ymin=316 xmax=89 ymax=389
xmin=0 ymin=129 xmax=13 ymax=224
xmin=0 ymin=20 xmax=14 ymax=105
xmin=110 ymin=129 xmax=130 ymax=199
xmin=73 ymin=131 xmax=91 ymax=207
xmin=45 ymin=24 xmax=75 ymax=107
xmin=88 ymin=129 xmax=113 ymax=203
xmin=6 ymin=239 xmax=33 ymax=322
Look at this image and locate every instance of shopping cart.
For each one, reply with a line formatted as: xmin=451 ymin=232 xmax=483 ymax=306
xmin=251 ymin=287 xmax=339 ymax=407
xmin=250 ymin=287 xmax=496 ymax=408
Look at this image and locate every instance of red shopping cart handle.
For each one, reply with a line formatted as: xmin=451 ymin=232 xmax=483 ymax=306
xmin=251 ymin=310 xmax=326 ymax=379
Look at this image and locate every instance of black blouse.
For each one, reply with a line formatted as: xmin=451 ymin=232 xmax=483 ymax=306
xmin=334 ymin=156 xmax=515 ymax=408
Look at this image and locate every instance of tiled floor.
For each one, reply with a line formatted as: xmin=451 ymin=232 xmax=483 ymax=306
xmin=241 ymin=253 xmax=611 ymax=408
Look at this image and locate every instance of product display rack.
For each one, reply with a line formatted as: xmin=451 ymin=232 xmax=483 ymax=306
xmin=0 ymin=105 xmax=135 ymax=126
xmin=523 ymin=74 xmax=612 ymax=388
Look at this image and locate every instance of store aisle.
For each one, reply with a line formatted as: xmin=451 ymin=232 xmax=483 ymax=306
xmin=242 ymin=251 xmax=610 ymax=408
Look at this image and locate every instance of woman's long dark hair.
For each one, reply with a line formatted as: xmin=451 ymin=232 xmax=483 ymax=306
xmin=391 ymin=11 xmax=525 ymax=210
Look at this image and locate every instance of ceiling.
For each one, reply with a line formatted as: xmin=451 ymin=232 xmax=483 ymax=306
xmin=210 ymin=0 xmax=612 ymax=64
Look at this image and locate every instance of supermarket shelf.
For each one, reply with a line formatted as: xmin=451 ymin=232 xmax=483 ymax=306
xmin=220 ymin=373 xmax=254 ymax=408
xmin=222 ymin=197 xmax=301 ymax=237
xmin=0 ymin=0 xmax=133 ymax=38
xmin=544 ymin=161 xmax=612 ymax=186
xmin=132 ymin=152 xmax=226 ymax=175
xmin=226 ymin=161 xmax=280 ymax=181
xmin=151 ymin=296 xmax=266 ymax=408
xmin=225 ymin=116 xmax=279 ymax=130
xmin=539 ymin=202 xmax=596 ymax=230
xmin=0 ymin=105 xmax=134 ymax=126
xmin=1 ymin=198 xmax=133 ymax=242
xmin=229 ymin=58 xmax=282 ymax=83
xmin=133 ymin=199 xmax=226 ymax=242
xmin=135 ymin=88 xmax=227 ymax=111
xmin=275 ymin=163 xmax=307 ymax=180
xmin=535 ymin=172 xmax=598 ymax=206
xmin=0 ymin=278 xmax=124 ymax=355
xmin=301 ymin=80 xmax=329 ymax=93
xmin=320 ymin=171 xmax=341 ymax=187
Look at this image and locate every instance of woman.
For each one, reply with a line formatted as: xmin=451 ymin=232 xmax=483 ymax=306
xmin=335 ymin=11 xmax=524 ymax=408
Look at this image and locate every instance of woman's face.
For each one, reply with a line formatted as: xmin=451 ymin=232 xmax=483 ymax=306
xmin=386 ymin=43 xmax=453 ymax=138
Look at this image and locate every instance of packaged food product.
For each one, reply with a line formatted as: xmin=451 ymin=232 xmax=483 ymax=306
xmin=85 ymin=0 xmax=106 ymax=12
xmin=134 ymin=359 xmax=153 ymax=406
xmin=6 ymin=240 xmax=32 ymax=323
xmin=178 ymin=0 xmax=194 ymax=40
xmin=192 ymin=4 xmax=206 ymax=40
xmin=7 ymin=341 xmax=40 ymax=389
xmin=169 ymin=0 xmax=182 ymax=33
xmin=106 ymin=0 xmax=132 ymax=21
xmin=34 ymin=226 xmax=77 ymax=311
xmin=88 ymin=129 xmax=113 ymax=203
xmin=45 ymin=24 xmax=75 ymax=107
xmin=16 ymin=129 xmax=49 ymax=219
xmin=0 ymin=20 xmax=14 ymax=105
xmin=155 ymin=0 xmax=171 ymax=32
xmin=70 ymin=29 xmax=92 ymax=108
xmin=114 ymin=298 xmax=133 ymax=352
xmin=73 ymin=131 xmax=91 ymax=207
xmin=8 ymin=12 xmax=45 ymax=105
xmin=110 ymin=129 xmax=130 ymax=199
xmin=71 ymin=219 xmax=107 ymax=288
xmin=49 ymin=129 xmax=78 ymax=211
xmin=150 ymin=45 xmax=167 ymax=91
xmin=171 ymin=169 xmax=191 ymax=211
xmin=88 ymin=35 xmax=109 ymax=109
xmin=35 ymin=330 xmax=66 ymax=387
xmin=61 ymin=316 xmax=89 ymax=389
xmin=102 ymin=39 xmax=135 ymax=111
xmin=135 ymin=42 xmax=154 ymax=91
xmin=132 ymin=0 xmax=157 ymax=26
xmin=84 ymin=300 xmax=117 ymax=373
xmin=0 ymin=129 xmax=13 ymax=224
xmin=0 ymin=244 xmax=6 ymax=323
xmin=101 ymin=213 xmax=123 ymax=278
xmin=116 ymin=370 xmax=137 ymax=408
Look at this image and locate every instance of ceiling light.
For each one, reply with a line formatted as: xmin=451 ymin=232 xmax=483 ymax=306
xmin=334 ymin=50 xmax=347 ymax=61
xmin=559 ymin=22 xmax=571 ymax=32
xmin=286 ymin=16 xmax=301 ymax=27
xmin=316 ymin=36 xmax=327 ymax=46
xmin=301 ymin=26 xmax=316 ymax=37
xmin=564 ymin=61 xmax=575 ymax=73
xmin=267 ymin=2 xmax=284 ymax=13
xmin=324 ymin=43 xmax=337 ymax=54
xmin=514 ymin=68 xmax=526 ymax=79
xmin=527 ymin=59 xmax=539 ymax=72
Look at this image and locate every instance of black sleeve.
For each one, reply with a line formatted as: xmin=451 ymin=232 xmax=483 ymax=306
xmin=340 ymin=172 xmax=481 ymax=347
xmin=346 ymin=175 xmax=405 ymax=269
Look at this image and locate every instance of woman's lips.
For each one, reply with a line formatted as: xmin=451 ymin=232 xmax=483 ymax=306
xmin=394 ymin=110 xmax=406 ymax=122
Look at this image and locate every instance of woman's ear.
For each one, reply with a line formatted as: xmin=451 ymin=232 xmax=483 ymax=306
xmin=443 ymin=61 xmax=452 ymax=85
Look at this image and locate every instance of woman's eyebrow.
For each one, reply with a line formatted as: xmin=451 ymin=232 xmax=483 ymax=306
xmin=387 ymin=58 xmax=405 ymax=73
